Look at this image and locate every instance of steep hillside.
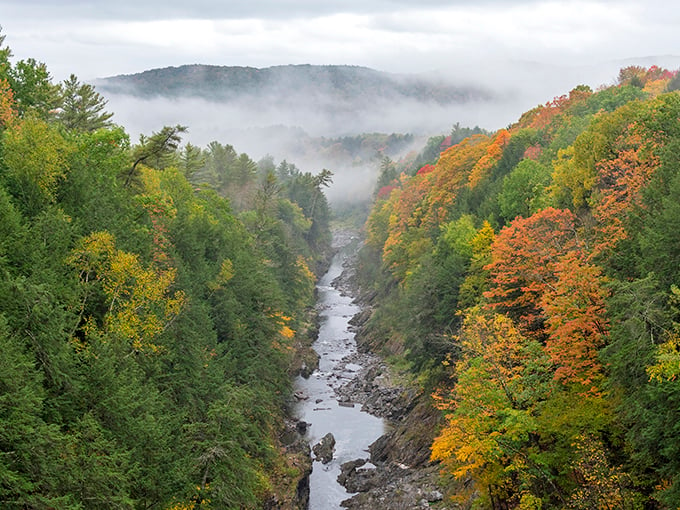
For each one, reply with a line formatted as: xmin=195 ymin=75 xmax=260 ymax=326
xmin=0 ymin=39 xmax=332 ymax=508
xmin=358 ymin=64 xmax=680 ymax=509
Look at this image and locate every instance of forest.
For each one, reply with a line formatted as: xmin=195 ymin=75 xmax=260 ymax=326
xmin=359 ymin=65 xmax=680 ymax=509
xmin=0 ymin=33 xmax=333 ymax=508
xmin=4 ymin=21 xmax=680 ymax=510
xmin=97 ymin=64 xmax=487 ymax=105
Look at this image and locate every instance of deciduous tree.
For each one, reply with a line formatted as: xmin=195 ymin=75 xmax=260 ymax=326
xmin=431 ymin=308 xmax=553 ymax=507
xmin=484 ymin=207 xmax=579 ymax=336
xmin=541 ymin=252 xmax=609 ymax=393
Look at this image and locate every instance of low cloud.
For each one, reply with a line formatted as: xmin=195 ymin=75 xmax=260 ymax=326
xmin=101 ymin=55 xmax=680 ymax=205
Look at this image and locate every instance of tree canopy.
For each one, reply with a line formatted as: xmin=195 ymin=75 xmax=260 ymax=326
xmin=0 ymin=34 xmax=332 ymax=509
xmin=359 ymin=65 xmax=680 ymax=509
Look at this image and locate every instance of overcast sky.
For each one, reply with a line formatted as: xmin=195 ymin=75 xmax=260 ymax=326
xmin=2 ymin=0 xmax=678 ymax=82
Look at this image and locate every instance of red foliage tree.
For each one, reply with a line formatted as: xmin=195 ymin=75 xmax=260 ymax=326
xmin=523 ymin=145 xmax=542 ymax=160
xmin=416 ymin=164 xmax=435 ymax=176
xmin=376 ymin=184 xmax=397 ymax=200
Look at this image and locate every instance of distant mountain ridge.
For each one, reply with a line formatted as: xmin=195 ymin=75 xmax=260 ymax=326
xmin=96 ymin=64 xmax=491 ymax=106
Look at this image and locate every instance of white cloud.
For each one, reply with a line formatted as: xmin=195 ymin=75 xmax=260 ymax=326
xmin=1 ymin=0 xmax=677 ymax=208
xmin=1 ymin=0 xmax=677 ymax=95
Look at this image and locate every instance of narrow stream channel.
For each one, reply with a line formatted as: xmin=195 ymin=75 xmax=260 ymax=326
xmin=295 ymin=237 xmax=385 ymax=509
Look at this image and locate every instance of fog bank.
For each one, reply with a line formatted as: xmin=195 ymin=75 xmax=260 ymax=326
xmin=101 ymin=57 xmax=680 ymax=204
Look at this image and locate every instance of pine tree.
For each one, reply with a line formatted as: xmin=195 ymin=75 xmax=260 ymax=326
xmin=56 ymin=74 xmax=114 ymax=132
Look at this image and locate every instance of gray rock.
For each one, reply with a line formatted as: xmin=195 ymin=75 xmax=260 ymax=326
xmin=338 ymin=459 xmax=380 ymax=493
xmin=295 ymin=420 xmax=310 ymax=435
xmin=426 ymin=490 xmax=443 ymax=502
xmin=312 ymin=432 xmax=336 ymax=464
xmin=339 ymin=463 xmax=451 ymax=509
xmin=337 ymin=458 xmax=367 ymax=486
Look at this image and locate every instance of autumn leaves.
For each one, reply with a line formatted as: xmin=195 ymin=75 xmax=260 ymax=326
xmin=363 ymin=74 xmax=680 ymax=507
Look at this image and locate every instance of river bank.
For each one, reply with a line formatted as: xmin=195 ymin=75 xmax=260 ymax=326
xmin=328 ymin=239 xmax=457 ymax=510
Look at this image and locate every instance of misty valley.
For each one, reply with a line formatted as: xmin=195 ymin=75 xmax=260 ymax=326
xmin=3 ymin=27 xmax=680 ymax=510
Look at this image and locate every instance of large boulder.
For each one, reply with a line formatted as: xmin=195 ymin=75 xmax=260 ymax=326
xmin=312 ymin=432 xmax=336 ymax=464
xmin=337 ymin=459 xmax=381 ymax=493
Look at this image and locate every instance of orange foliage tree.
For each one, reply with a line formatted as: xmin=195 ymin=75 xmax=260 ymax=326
xmin=0 ymin=78 xmax=16 ymax=127
xmin=484 ymin=207 xmax=580 ymax=337
xmin=515 ymin=87 xmax=591 ymax=143
xmin=467 ymin=129 xmax=511 ymax=188
xmin=381 ymin=174 xmax=434 ymax=280
xmin=380 ymin=135 xmax=491 ymax=281
xmin=541 ymin=252 xmax=609 ymax=393
xmin=590 ymin=128 xmax=660 ymax=259
xmin=425 ymin=134 xmax=491 ymax=226
xmin=589 ymin=94 xmax=680 ymax=261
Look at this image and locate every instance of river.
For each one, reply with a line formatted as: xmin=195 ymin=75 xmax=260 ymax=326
xmin=295 ymin=236 xmax=386 ymax=509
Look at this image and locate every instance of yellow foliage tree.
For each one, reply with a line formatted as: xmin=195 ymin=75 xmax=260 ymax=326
xmin=2 ymin=115 xmax=73 ymax=210
xmin=68 ymin=230 xmax=185 ymax=353
xmin=647 ymin=286 xmax=680 ymax=382
xmin=431 ymin=308 xmax=552 ymax=506
xmin=567 ymin=435 xmax=638 ymax=509
xmin=550 ymin=145 xmax=599 ymax=210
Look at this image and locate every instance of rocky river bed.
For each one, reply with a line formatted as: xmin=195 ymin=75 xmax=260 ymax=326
xmin=290 ymin=231 xmax=460 ymax=510
xmin=292 ymin=233 xmax=385 ymax=509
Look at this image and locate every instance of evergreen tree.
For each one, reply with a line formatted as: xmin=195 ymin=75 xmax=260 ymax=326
xmin=56 ymin=74 xmax=114 ymax=132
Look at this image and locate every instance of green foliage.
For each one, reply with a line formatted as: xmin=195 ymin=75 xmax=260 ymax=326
xmin=585 ymin=84 xmax=647 ymax=113
xmin=498 ymin=159 xmax=551 ymax=221
xmin=359 ymin=68 xmax=680 ymax=508
xmin=638 ymin=159 xmax=680 ymax=287
xmin=0 ymin=48 xmax=331 ymax=508
xmin=5 ymin=58 xmax=60 ymax=119
xmin=0 ymin=314 xmax=55 ymax=503
xmin=666 ymin=72 xmax=680 ymax=92
xmin=375 ymin=155 xmax=398 ymax=194
xmin=125 ymin=124 xmax=187 ymax=187
xmin=0 ymin=30 xmax=11 ymax=75
xmin=283 ymin=168 xmax=332 ymax=254
xmin=602 ymin=275 xmax=680 ymax=506
xmin=56 ymin=74 xmax=114 ymax=132
xmin=179 ymin=142 xmax=205 ymax=177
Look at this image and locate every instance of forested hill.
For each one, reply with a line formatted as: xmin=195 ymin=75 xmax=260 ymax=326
xmin=0 ymin=34 xmax=331 ymax=508
xmin=358 ymin=65 xmax=680 ymax=509
xmin=96 ymin=64 xmax=490 ymax=105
